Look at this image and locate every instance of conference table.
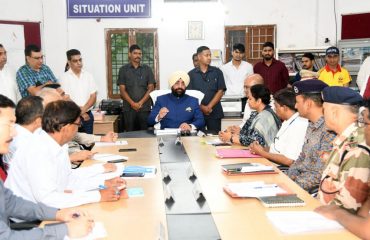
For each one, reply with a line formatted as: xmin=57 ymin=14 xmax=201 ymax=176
xmin=44 ymin=135 xmax=359 ymax=240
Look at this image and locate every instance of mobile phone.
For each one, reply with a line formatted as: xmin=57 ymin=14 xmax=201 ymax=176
xmin=107 ymin=159 xmax=128 ymax=163
xmin=120 ymin=172 xmax=145 ymax=177
xmin=119 ymin=148 xmax=137 ymax=152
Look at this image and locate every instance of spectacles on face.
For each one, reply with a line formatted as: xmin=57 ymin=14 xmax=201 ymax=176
xmin=71 ymin=121 xmax=82 ymax=128
xmin=358 ymin=118 xmax=370 ymax=127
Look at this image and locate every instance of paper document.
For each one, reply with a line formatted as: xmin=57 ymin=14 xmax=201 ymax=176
xmin=64 ymin=222 xmax=107 ymax=240
xmin=93 ymin=153 xmax=128 ymax=162
xmin=241 ymin=164 xmax=274 ymax=173
xmin=266 ymin=211 xmax=344 ymax=234
xmin=94 ymin=140 xmax=128 ymax=147
xmin=155 ymin=129 xmax=179 ymax=136
xmin=225 ymin=181 xmax=287 ymax=197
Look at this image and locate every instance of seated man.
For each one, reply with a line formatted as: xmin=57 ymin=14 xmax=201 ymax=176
xmin=249 ymin=88 xmax=308 ymax=166
xmin=3 ymin=96 xmax=43 ymax=170
xmin=5 ymin=100 xmax=125 ymax=208
xmin=286 ymin=80 xmax=336 ymax=192
xmin=148 ymin=71 xmax=205 ymax=131
xmin=318 ymin=86 xmax=370 ymax=213
xmin=0 ymin=94 xmax=93 ymax=239
xmin=315 ymin=98 xmax=370 ymax=239
xmin=37 ymin=85 xmax=117 ymax=162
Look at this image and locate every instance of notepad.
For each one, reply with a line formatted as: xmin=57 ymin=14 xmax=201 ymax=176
xmin=258 ymin=195 xmax=305 ymax=208
xmin=94 ymin=140 xmax=128 ymax=147
xmin=216 ymin=149 xmax=260 ymax=158
xmin=224 ymin=181 xmax=294 ymax=198
xmin=127 ymin=187 xmax=145 ymax=197
xmin=266 ymin=211 xmax=344 ymax=234
xmin=222 ymin=163 xmax=276 ymax=175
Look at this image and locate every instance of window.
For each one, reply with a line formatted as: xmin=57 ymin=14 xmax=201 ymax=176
xmin=106 ymin=28 xmax=159 ymax=99
xmin=225 ymin=25 xmax=276 ymax=65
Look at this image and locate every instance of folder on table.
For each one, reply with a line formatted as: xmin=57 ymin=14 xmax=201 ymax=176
xmin=221 ymin=163 xmax=277 ymax=175
xmin=258 ymin=195 xmax=305 ymax=208
xmin=216 ymin=149 xmax=260 ymax=158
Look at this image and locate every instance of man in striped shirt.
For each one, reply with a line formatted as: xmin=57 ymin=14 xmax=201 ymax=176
xmin=16 ymin=44 xmax=57 ymax=98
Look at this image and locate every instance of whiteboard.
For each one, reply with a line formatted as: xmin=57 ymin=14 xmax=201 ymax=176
xmin=0 ymin=24 xmax=25 ymax=71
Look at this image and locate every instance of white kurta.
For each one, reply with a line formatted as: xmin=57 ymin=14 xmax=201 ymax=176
xmin=0 ymin=64 xmax=21 ymax=103
xmin=5 ymin=130 xmax=106 ymax=208
xmin=357 ymin=56 xmax=370 ymax=96
xmin=221 ymin=60 xmax=253 ymax=96
xmin=60 ymin=69 xmax=97 ymax=108
xmin=269 ymin=112 xmax=308 ymax=160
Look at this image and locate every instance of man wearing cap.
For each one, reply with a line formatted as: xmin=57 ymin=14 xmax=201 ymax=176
xmin=287 ymin=80 xmax=336 ymax=192
xmin=318 ymin=46 xmax=351 ymax=87
xmin=318 ymin=86 xmax=370 ymax=213
xmin=148 ymin=71 xmax=205 ymax=130
xmin=188 ymin=46 xmax=226 ymax=132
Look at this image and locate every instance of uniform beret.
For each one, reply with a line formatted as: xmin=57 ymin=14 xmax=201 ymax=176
xmin=326 ymin=46 xmax=339 ymax=56
xmin=292 ymin=79 xmax=328 ymax=95
xmin=168 ymin=71 xmax=190 ymax=88
xmin=322 ymin=86 xmax=363 ymax=105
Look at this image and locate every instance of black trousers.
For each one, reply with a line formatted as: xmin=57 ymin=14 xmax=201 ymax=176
xmin=121 ymin=110 xmax=150 ymax=132
xmin=205 ymin=118 xmax=221 ymax=133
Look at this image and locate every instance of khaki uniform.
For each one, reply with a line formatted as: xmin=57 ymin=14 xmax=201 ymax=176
xmin=318 ymin=123 xmax=370 ymax=213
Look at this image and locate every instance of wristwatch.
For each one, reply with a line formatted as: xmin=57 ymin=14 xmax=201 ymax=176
xmin=229 ymin=135 xmax=234 ymax=143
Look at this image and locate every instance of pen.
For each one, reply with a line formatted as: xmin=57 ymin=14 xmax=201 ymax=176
xmin=99 ymin=185 xmax=107 ymax=190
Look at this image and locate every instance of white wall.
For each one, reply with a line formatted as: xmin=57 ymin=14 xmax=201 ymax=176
xmin=1 ymin=0 xmax=370 ymax=100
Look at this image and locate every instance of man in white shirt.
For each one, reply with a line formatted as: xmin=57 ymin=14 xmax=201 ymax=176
xmin=5 ymin=100 xmax=125 ymax=208
xmin=60 ymin=49 xmax=97 ymax=134
xmin=0 ymin=44 xmax=21 ymax=103
xmin=221 ymin=43 xmax=253 ymax=96
xmin=249 ymin=88 xmax=308 ymax=166
xmin=3 ymin=96 xmax=43 ymax=170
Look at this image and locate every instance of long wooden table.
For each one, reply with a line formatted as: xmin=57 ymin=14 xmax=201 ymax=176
xmin=42 ymin=136 xmax=359 ymax=239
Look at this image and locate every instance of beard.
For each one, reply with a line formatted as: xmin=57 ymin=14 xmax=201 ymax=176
xmin=263 ymin=54 xmax=273 ymax=61
xmin=172 ymin=87 xmax=185 ymax=97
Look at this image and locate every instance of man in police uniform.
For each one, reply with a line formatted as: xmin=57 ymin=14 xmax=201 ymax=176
xmin=318 ymin=86 xmax=370 ymax=213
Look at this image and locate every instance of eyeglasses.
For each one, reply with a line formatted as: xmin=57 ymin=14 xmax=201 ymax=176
xmin=71 ymin=121 xmax=82 ymax=127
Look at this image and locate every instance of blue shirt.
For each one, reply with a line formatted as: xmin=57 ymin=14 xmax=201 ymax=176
xmin=16 ymin=64 xmax=57 ymax=97
xmin=188 ymin=66 xmax=226 ymax=119
xmin=148 ymin=93 xmax=205 ymax=129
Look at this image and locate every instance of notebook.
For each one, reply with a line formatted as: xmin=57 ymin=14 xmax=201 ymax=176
xmin=258 ymin=195 xmax=305 ymax=208
xmin=221 ymin=163 xmax=277 ymax=175
xmin=224 ymin=181 xmax=295 ymax=198
xmin=216 ymin=149 xmax=260 ymax=158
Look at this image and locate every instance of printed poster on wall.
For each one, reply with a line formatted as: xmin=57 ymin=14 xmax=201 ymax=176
xmin=67 ymin=0 xmax=151 ymax=18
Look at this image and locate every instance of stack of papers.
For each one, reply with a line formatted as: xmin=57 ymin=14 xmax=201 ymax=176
xmin=65 ymin=222 xmax=107 ymax=240
xmin=93 ymin=153 xmax=128 ymax=162
xmin=205 ymin=139 xmax=231 ymax=146
xmin=224 ymin=181 xmax=292 ymax=198
xmin=94 ymin=140 xmax=128 ymax=147
xmin=222 ymin=163 xmax=276 ymax=175
xmin=266 ymin=211 xmax=344 ymax=234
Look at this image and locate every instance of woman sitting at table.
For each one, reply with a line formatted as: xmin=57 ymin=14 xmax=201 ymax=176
xmin=219 ymin=84 xmax=281 ymax=147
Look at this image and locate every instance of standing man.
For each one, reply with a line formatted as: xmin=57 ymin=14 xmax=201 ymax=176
xmin=60 ymin=49 xmax=97 ymax=134
xmin=318 ymin=86 xmax=370 ymax=213
xmin=188 ymin=46 xmax=226 ymax=132
xmin=192 ymin=53 xmax=199 ymax=68
xmin=292 ymin=52 xmax=318 ymax=83
xmin=253 ymin=42 xmax=289 ymax=94
xmin=118 ymin=44 xmax=155 ymax=131
xmin=16 ymin=44 xmax=57 ymax=98
xmin=221 ymin=43 xmax=253 ymax=96
xmin=0 ymin=44 xmax=21 ymax=103
xmin=318 ymin=46 xmax=351 ymax=87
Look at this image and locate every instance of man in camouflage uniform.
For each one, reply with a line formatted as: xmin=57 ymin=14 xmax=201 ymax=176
xmin=318 ymin=86 xmax=370 ymax=213
xmin=287 ymin=80 xmax=336 ymax=192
